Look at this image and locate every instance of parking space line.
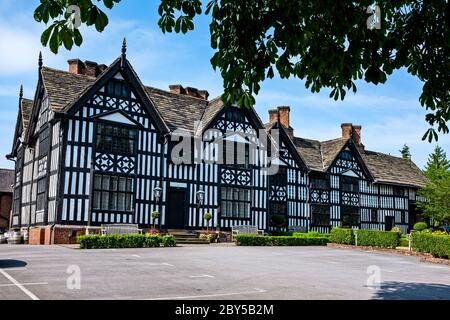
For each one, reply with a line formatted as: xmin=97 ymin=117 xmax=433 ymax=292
xmin=189 ymin=275 xmax=215 ymax=278
xmin=0 ymin=269 xmax=40 ymax=300
xmin=146 ymin=288 xmax=267 ymax=300
xmin=0 ymin=282 xmax=48 ymax=288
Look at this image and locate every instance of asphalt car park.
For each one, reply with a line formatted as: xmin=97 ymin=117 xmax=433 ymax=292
xmin=0 ymin=245 xmax=449 ymax=300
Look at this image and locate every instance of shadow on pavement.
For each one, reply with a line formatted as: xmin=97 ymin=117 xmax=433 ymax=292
xmin=373 ymin=281 xmax=450 ymax=300
xmin=0 ymin=260 xmax=27 ymax=269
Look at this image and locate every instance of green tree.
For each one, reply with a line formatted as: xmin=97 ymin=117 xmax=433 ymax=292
xmin=424 ymin=145 xmax=450 ymax=175
xmin=399 ymin=144 xmax=411 ymax=159
xmin=418 ymin=146 xmax=450 ymax=225
xmin=34 ymin=0 xmax=450 ymax=141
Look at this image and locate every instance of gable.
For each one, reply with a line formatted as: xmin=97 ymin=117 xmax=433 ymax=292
xmin=86 ymin=75 xmax=156 ymax=130
xmin=210 ymin=105 xmax=264 ymax=135
xmin=330 ymin=147 xmax=366 ymax=179
xmin=65 ymin=58 xmax=168 ymax=134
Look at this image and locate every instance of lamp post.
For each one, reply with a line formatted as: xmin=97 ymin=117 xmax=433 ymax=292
xmin=196 ymin=187 xmax=205 ymax=228
xmin=153 ymin=184 xmax=163 ymax=230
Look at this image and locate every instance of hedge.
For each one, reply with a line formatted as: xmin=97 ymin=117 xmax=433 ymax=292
xmin=78 ymin=234 xmax=176 ymax=249
xmin=235 ymin=235 xmax=329 ymax=246
xmin=355 ymin=229 xmax=400 ymax=249
xmin=330 ymin=228 xmax=400 ymax=248
xmin=412 ymin=232 xmax=450 ymax=259
xmin=293 ymin=232 xmax=331 ymax=240
xmin=330 ymin=228 xmax=354 ymax=245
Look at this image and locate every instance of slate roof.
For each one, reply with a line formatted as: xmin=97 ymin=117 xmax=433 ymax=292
xmin=144 ymin=86 xmax=208 ymax=132
xmin=20 ymin=98 xmax=33 ymax=138
xmin=281 ymin=128 xmax=426 ymax=188
xmin=41 ymin=66 xmax=96 ymax=112
xmin=360 ymin=149 xmax=427 ymax=188
xmin=0 ymin=169 xmax=14 ymax=193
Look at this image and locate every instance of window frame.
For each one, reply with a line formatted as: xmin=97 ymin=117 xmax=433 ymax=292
xmin=341 ymin=206 xmax=361 ymax=228
xmin=220 ymin=187 xmax=251 ymax=219
xmin=311 ymin=204 xmax=331 ymax=227
xmin=92 ymin=174 xmax=134 ymax=213
xmin=95 ymin=121 xmax=138 ymax=156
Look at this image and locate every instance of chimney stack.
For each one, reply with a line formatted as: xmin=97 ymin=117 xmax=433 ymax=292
xmin=341 ymin=123 xmax=363 ymax=146
xmin=84 ymin=60 xmax=98 ymax=77
xmin=68 ymin=59 xmax=105 ymax=77
xmin=277 ymin=106 xmax=290 ymax=129
xmin=268 ymin=109 xmax=278 ymax=125
xmin=68 ymin=59 xmax=85 ymax=75
xmin=352 ymin=125 xmax=362 ymax=146
xmin=268 ymin=107 xmax=294 ymax=139
xmin=169 ymin=84 xmax=209 ymax=100
xmin=341 ymin=123 xmax=353 ymax=140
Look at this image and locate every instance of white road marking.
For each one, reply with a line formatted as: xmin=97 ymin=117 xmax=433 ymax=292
xmin=0 ymin=282 xmax=48 ymax=288
xmin=189 ymin=275 xmax=215 ymax=279
xmin=131 ymin=254 xmax=141 ymax=258
xmin=145 ymin=288 xmax=267 ymax=300
xmin=161 ymin=263 xmax=174 ymax=267
xmin=0 ymin=269 xmax=40 ymax=300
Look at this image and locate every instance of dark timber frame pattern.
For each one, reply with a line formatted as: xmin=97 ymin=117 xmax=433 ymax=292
xmin=7 ymin=46 xmax=427 ymax=236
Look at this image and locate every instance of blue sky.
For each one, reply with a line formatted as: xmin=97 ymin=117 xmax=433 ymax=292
xmin=0 ymin=0 xmax=449 ymax=169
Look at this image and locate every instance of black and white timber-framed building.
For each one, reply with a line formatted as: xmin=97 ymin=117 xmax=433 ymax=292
xmin=6 ymin=46 xmax=427 ymax=243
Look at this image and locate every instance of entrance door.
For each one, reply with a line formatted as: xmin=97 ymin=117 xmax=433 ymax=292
xmin=166 ymin=188 xmax=186 ymax=229
xmin=385 ymin=216 xmax=395 ymax=231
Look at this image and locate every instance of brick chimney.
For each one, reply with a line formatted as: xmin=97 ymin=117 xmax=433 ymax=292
xmin=341 ymin=123 xmax=353 ymax=139
xmin=278 ymin=106 xmax=290 ymax=129
xmin=84 ymin=60 xmax=98 ymax=77
xmin=268 ymin=109 xmax=278 ymax=125
xmin=169 ymin=84 xmax=209 ymax=100
xmin=68 ymin=59 xmax=85 ymax=75
xmin=341 ymin=123 xmax=363 ymax=146
xmin=169 ymin=84 xmax=184 ymax=95
xmin=352 ymin=125 xmax=362 ymax=146
xmin=198 ymin=90 xmax=209 ymax=100
xmin=68 ymin=59 xmax=105 ymax=77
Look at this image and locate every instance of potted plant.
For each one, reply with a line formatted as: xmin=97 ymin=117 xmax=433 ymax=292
xmin=204 ymin=212 xmax=212 ymax=231
xmin=152 ymin=211 xmax=161 ymax=230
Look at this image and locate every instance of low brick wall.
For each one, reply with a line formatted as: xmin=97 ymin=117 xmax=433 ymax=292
xmin=53 ymin=227 xmax=86 ymax=245
xmin=28 ymin=227 xmax=45 ymax=245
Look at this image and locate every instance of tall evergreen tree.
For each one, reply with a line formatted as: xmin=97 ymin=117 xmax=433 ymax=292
xmin=399 ymin=144 xmax=411 ymax=159
xmin=418 ymin=145 xmax=450 ymax=225
xmin=425 ymin=145 xmax=450 ymax=174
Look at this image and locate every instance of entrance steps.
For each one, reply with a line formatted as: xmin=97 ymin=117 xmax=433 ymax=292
xmin=167 ymin=229 xmax=210 ymax=245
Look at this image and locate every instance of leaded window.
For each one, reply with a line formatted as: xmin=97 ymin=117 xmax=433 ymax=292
xmin=220 ymin=187 xmax=251 ymax=218
xmin=311 ymin=177 xmax=329 ymax=190
xmin=93 ymin=174 xmax=134 ymax=212
xmin=311 ymin=205 xmax=330 ymax=226
xmin=223 ymin=142 xmax=250 ymax=169
xmin=341 ymin=176 xmax=359 ymax=193
xmin=371 ymin=209 xmax=378 ymax=223
xmin=270 ymin=166 xmax=287 ymax=185
xmin=393 ymin=187 xmax=404 ymax=197
xmin=36 ymin=177 xmax=46 ymax=211
xmin=342 ymin=206 xmax=360 ymax=228
xmin=269 ymin=201 xmax=287 ymax=216
xmin=96 ymin=123 xmax=137 ymax=154
xmin=38 ymin=126 xmax=50 ymax=157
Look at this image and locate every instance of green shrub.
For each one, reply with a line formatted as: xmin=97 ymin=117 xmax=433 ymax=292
xmin=355 ymin=230 xmax=400 ymax=249
xmin=77 ymin=234 xmax=176 ymax=249
xmin=270 ymin=231 xmax=293 ymax=236
xmin=414 ymin=222 xmax=428 ymax=231
xmin=162 ymin=235 xmax=176 ymax=247
xmin=412 ymin=232 xmax=450 ymax=259
xmin=400 ymin=236 xmax=409 ymax=247
xmin=235 ymin=235 xmax=329 ymax=246
xmin=390 ymin=227 xmax=403 ymax=235
xmin=330 ymin=228 xmax=354 ymax=245
xmin=293 ymin=232 xmax=330 ymax=240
